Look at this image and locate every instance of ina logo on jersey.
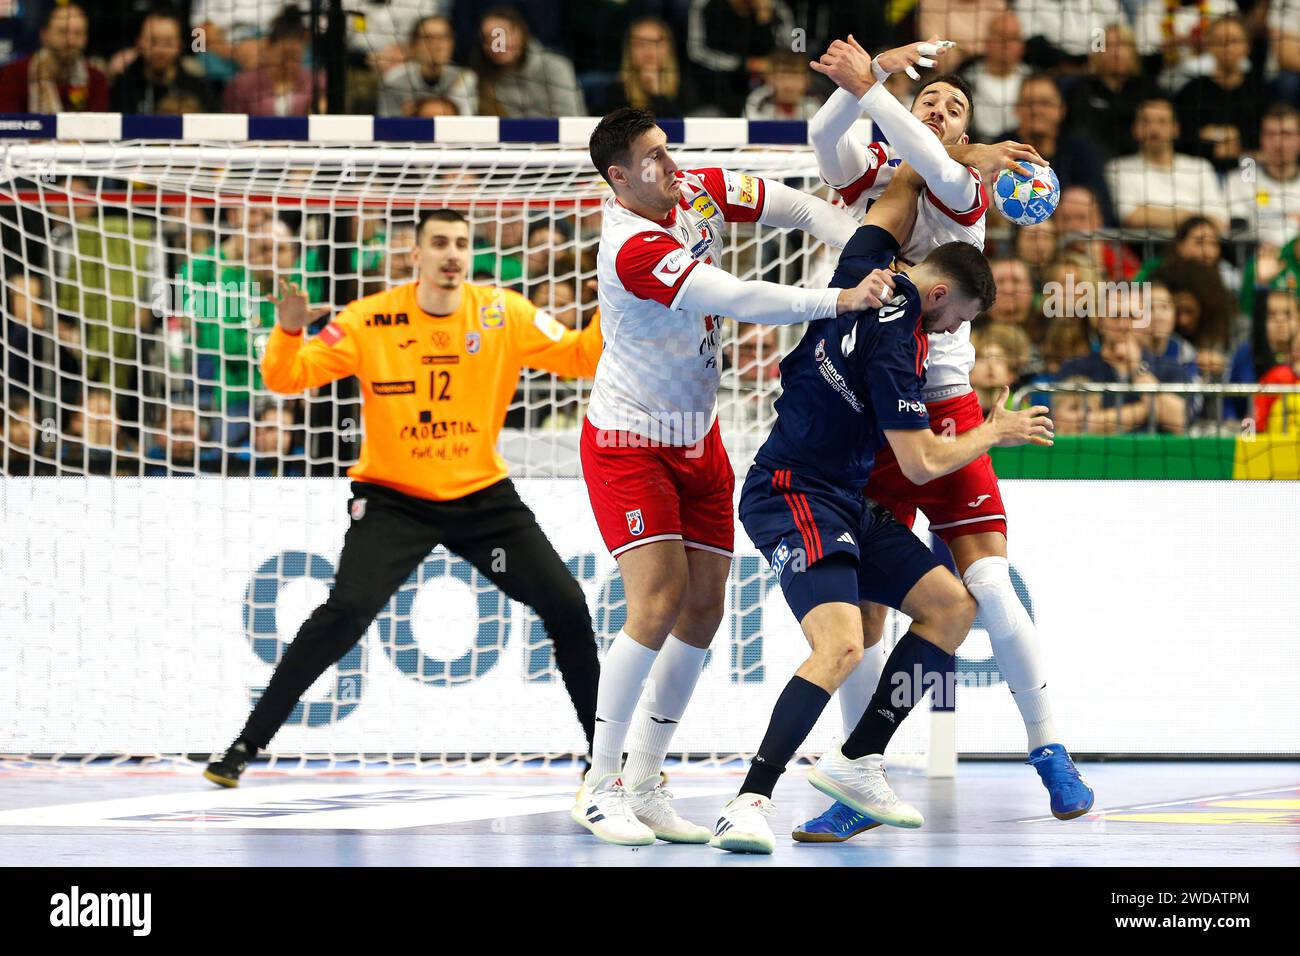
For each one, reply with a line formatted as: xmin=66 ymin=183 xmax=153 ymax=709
xmin=625 ymin=509 xmax=645 ymax=536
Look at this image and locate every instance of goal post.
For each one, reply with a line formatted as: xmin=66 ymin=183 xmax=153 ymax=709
xmin=0 ymin=121 xmax=951 ymax=775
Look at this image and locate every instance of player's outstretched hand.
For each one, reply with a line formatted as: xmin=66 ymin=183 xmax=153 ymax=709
xmin=810 ymin=35 xmax=875 ymax=98
xmin=987 ymin=387 xmax=1054 ymax=447
xmin=874 ymin=35 xmax=954 ymax=81
xmin=269 ymin=278 xmax=331 ymax=333
xmin=840 ymin=267 xmax=897 ymax=313
xmin=955 ymin=141 xmax=1048 ymax=179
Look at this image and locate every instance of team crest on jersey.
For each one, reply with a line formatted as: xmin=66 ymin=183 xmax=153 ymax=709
xmin=350 ymin=498 xmax=367 ymax=521
xmin=814 ymin=338 xmax=826 ymax=363
xmin=465 ymin=331 xmax=481 ymax=353
xmin=625 ymin=509 xmax=645 ymax=536
xmin=691 ymin=194 xmax=719 ymax=220
xmin=480 ymin=302 xmax=506 ymax=329
xmin=770 ymin=539 xmax=791 ymax=575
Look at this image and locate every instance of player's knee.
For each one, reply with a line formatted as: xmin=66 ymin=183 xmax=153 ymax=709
xmin=626 ymin=576 xmax=688 ymax=639
xmin=926 ymin=586 xmax=976 ymax=652
xmin=962 ymin=556 xmax=1027 ymax=638
xmin=859 ymin=602 xmax=888 ymax=646
xmin=813 ymin=633 xmax=864 ymax=681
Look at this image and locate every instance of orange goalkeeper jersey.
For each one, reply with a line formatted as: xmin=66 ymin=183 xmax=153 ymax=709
xmin=261 ymin=281 xmax=603 ymax=501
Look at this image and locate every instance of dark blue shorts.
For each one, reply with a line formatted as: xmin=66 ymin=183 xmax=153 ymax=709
xmin=739 ymin=463 xmax=941 ymax=623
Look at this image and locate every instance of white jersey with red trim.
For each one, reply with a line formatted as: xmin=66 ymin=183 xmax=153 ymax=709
xmin=833 ymin=141 xmax=988 ymax=398
xmin=588 ymin=166 xmax=767 ymax=445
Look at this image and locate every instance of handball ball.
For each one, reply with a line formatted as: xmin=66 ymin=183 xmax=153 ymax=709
xmin=992 ymin=163 xmax=1060 ymax=226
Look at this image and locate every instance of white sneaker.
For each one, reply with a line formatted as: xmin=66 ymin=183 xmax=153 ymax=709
xmin=808 ymin=748 xmax=924 ymax=829
xmin=627 ymin=774 xmax=711 ymax=844
xmin=571 ymin=772 xmax=656 ymax=846
xmin=709 ymin=792 xmax=776 ymax=854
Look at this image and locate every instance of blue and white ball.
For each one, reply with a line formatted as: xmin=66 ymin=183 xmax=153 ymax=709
xmin=992 ymin=162 xmax=1060 ymax=226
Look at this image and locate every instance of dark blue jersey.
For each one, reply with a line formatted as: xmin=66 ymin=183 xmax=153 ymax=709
xmin=755 ymin=225 xmax=931 ymax=489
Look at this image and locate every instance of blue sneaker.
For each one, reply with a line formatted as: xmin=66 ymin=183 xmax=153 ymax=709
xmin=791 ymin=800 xmax=882 ymax=843
xmin=1028 ymin=744 xmax=1095 ymax=820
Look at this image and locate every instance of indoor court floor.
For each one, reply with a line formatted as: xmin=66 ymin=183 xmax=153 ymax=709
xmin=0 ymin=761 xmax=1294 ymax=867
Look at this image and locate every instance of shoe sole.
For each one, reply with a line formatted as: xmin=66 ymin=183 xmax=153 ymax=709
xmin=807 ymin=769 xmax=924 ymax=829
xmin=570 ymin=806 xmax=656 ymax=846
xmin=791 ymin=820 xmax=883 ymax=843
xmin=202 ymin=769 xmax=239 ymax=788
xmin=651 ymin=828 xmax=711 ymax=844
xmin=709 ymin=834 xmax=774 ymax=854
xmin=1052 ymin=790 xmax=1096 ymax=821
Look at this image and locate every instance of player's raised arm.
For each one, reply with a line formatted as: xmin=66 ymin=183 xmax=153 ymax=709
xmin=672 ymin=256 xmax=897 ymax=325
xmin=260 ymin=279 xmax=361 ymax=393
xmin=813 ymin=36 xmax=979 ymax=214
xmin=509 ymin=295 xmax=604 ymax=378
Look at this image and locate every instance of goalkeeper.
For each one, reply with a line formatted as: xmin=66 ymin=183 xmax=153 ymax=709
xmin=205 ymin=209 xmax=604 ymax=786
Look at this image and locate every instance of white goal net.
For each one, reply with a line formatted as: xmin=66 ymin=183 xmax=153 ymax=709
xmin=0 ymin=138 xmax=943 ymax=775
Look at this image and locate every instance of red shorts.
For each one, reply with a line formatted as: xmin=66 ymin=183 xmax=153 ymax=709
xmin=580 ymin=417 xmax=735 ymax=558
xmin=864 ymin=390 xmax=1008 ymax=542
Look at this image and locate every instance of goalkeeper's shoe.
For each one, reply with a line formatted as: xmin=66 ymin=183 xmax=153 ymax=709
xmin=709 ymin=793 xmax=776 ymax=855
xmin=1028 ymin=744 xmax=1095 ymax=820
xmin=791 ymin=800 xmax=883 ymax=843
xmin=203 ymin=739 xmax=256 ymax=788
xmin=808 ymin=748 xmax=924 ymax=829
xmin=627 ymin=773 xmax=711 ymax=844
xmin=571 ymin=772 xmax=656 ymax=846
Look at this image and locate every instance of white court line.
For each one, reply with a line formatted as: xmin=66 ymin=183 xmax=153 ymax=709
xmin=1012 ymin=784 xmax=1300 ymax=824
xmin=0 ymin=781 xmax=737 ymax=831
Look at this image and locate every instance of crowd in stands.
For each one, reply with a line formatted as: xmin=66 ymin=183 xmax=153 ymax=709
xmin=2 ymin=0 xmax=1300 ymax=476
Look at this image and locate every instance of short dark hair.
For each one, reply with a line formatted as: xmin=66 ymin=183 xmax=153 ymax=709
xmin=1173 ymin=214 xmax=1219 ymax=244
xmin=1136 ymin=95 xmax=1176 ymax=117
xmin=924 ymin=241 xmax=996 ymax=311
xmin=43 ymin=2 xmax=86 ymax=28
xmin=589 ymin=107 xmax=659 ymax=188
xmin=417 ymin=208 xmax=468 ymax=242
xmin=269 ymin=4 xmax=308 ymax=45
xmin=913 ymin=73 xmax=975 ymax=129
xmin=1262 ymin=102 xmax=1300 ymax=125
xmin=410 ymin=13 xmax=451 ymax=44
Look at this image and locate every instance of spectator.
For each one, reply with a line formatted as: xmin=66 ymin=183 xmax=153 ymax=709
xmin=1174 ymin=16 xmax=1263 ymax=173
xmin=1230 ymin=288 xmax=1300 ymax=415
xmin=971 ymin=323 xmax=1030 ymax=411
xmin=996 ymin=74 xmax=1116 ymax=224
xmin=961 ymin=10 xmax=1031 ymax=141
xmin=145 ymin=405 xmax=199 ymax=475
xmin=744 ymin=49 xmax=821 ymax=120
xmin=1229 ymin=104 xmax=1300 ymax=251
xmin=222 ymin=6 xmax=321 ymax=116
xmin=1106 ymin=97 xmax=1230 ymax=233
xmin=3 ymin=274 xmax=50 ymax=397
xmin=249 ymin=403 xmax=305 ymax=476
xmin=345 ymin=0 xmax=440 ymax=73
xmin=1265 ymin=0 xmax=1300 ymax=106
xmin=527 ymin=278 xmax=579 ymax=330
xmin=1138 ymin=277 xmax=1201 ymax=385
xmin=1057 ymin=307 xmax=1191 ymax=434
xmin=0 ymin=3 xmax=108 ymax=113
xmin=1256 ymin=325 xmax=1300 ymax=434
xmin=1065 ymin=22 xmax=1159 ymax=161
xmin=378 ymin=15 xmax=477 ymax=117
xmin=686 ymin=0 xmax=794 ymax=117
xmin=1155 ymin=257 xmax=1234 ymax=381
xmin=1132 ymin=0 xmax=1239 ymax=82
xmin=111 ymin=9 xmax=218 ymax=114
xmin=2 ymin=391 xmax=53 ymax=475
xmin=987 ymin=257 xmax=1045 ymax=360
xmin=1011 ymin=0 xmax=1124 ymax=69
xmin=474 ymin=6 xmax=585 ymax=117
xmin=565 ymin=0 xmax=665 ymax=103
xmin=1056 ymin=185 xmax=1142 ymax=282
xmin=189 ymin=0 xmax=282 ymax=85
xmin=917 ymin=0 xmax=1007 ymax=69
xmin=1039 ymin=316 xmax=1090 ymax=379
xmin=1138 ymin=214 xmax=1241 ymax=306
xmin=717 ymin=321 xmax=781 ymax=438
xmin=1014 ymin=218 xmax=1059 ymax=282
xmin=600 ymin=17 xmax=694 ymax=117
xmin=60 ymin=387 xmax=137 ymax=476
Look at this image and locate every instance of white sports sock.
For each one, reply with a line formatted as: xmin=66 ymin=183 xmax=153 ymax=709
xmin=962 ymin=555 xmax=1060 ymax=752
xmin=622 ymin=635 xmax=709 ymax=789
xmin=837 ymin=641 xmax=885 ymax=736
xmin=590 ymin=631 xmax=659 ymax=780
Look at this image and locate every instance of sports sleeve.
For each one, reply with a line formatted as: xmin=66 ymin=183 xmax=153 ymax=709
xmin=809 ymin=87 xmax=879 ymax=196
xmin=687 ymin=167 xmax=767 ymax=223
xmin=674 ymin=261 xmax=840 ymax=326
xmin=830 ymin=225 xmax=900 ymax=288
xmin=858 ymin=82 xmax=982 ymax=216
xmin=507 ymin=292 xmax=604 ymax=378
xmin=260 ymin=307 xmax=364 ymax=393
xmin=864 ymin=303 xmax=930 ymax=432
xmin=614 ymin=232 xmax=702 ymax=309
